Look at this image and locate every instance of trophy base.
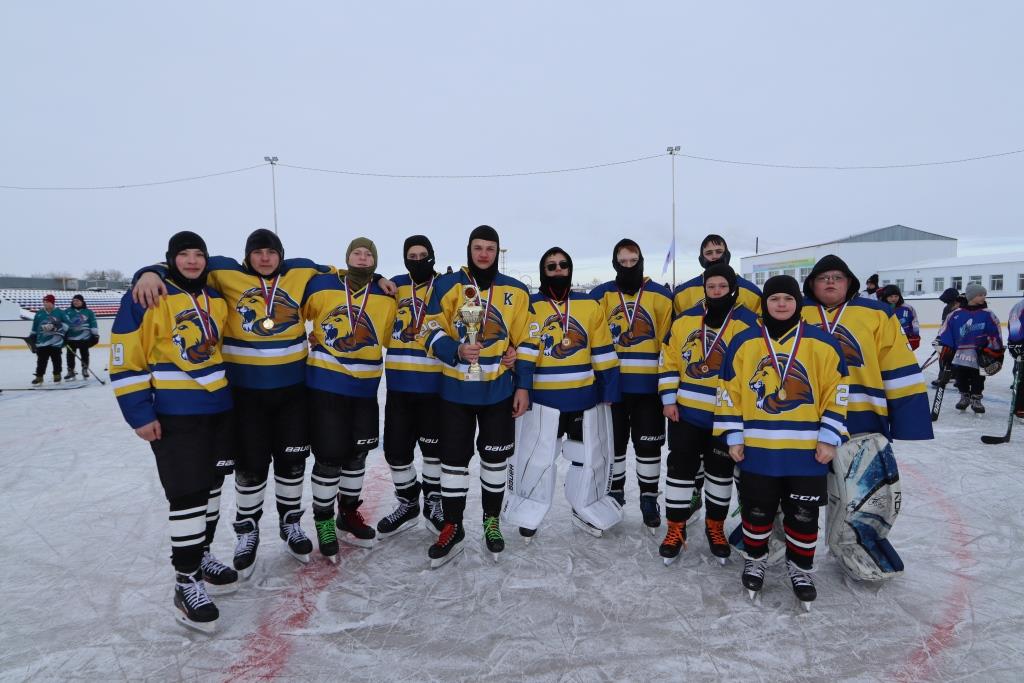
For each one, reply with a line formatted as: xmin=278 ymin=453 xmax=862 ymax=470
xmin=463 ymin=372 xmax=483 ymax=382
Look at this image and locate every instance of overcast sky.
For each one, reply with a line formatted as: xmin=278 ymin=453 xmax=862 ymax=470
xmin=2 ymin=1 xmax=1022 ymax=286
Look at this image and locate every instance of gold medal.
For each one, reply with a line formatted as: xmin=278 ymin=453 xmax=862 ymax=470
xmin=261 ymin=318 xmax=275 ymax=331
xmin=699 ymin=363 xmax=709 ymax=373
xmin=562 ymin=337 xmax=572 ymax=348
xmin=778 ymin=388 xmax=787 ymax=401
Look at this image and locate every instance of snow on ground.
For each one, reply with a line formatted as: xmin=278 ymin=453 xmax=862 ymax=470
xmin=1 ymin=346 xmax=1022 ymax=682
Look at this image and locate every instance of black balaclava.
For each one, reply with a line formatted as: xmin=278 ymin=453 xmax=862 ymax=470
xmin=762 ymin=275 xmax=804 ymax=340
xmin=865 ymin=273 xmax=879 ymax=294
xmin=243 ymin=228 xmax=285 ymax=277
xmin=467 ymin=225 xmax=500 ymax=289
xmin=703 ymin=263 xmax=738 ymax=327
xmin=612 ymin=238 xmax=644 ymax=294
xmin=166 ymin=230 xmax=209 ymax=294
xmin=698 ymin=234 xmax=732 ymax=268
xmin=539 ymin=247 xmax=573 ymax=300
xmin=404 ymin=234 xmax=437 ymax=285
xmin=802 ymin=254 xmax=860 ymax=304
xmin=71 ymin=294 xmax=85 ymax=309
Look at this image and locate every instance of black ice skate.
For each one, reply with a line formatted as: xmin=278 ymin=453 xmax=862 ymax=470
xmin=640 ymin=493 xmax=662 ymax=535
xmin=659 ymin=521 xmax=687 ymax=565
xmin=955 ymin=392 xmax=970 ymax=411
xmin=971 ymin=395 xmax=985 ymax=414
xmin=422 ymin=493 xmax=445 ymax=535
xmin=279 ymin=510 xmax=313 ymax=563
xmin=174 ymin=569 xmax=218 ymax=633
xmin=687 ymin=490 xmax=703 ymax=526
xmin=742 ymin=557 xmax=768 ymax=600
xmin=571 ymin=509 xmax=603 ymax=538
xmin=64 ymin=370 xmax=76 ymax=380
xmin=82 ymin=365 xmax=90 ymax=378
xmin=232 ymin=518 xmax=260 ymax=580
xmin=428 ymin=522 xmax=465 ymax=568
xmin=518 ymin=526 xmax=537 ymax=544
xmin=376 ymin=497 xmax=420 ymax=539
xmin=31 ymin=375 xmax=43 ymax=385
xmin=786 ymin=559 xmax=817 ymax=611
xmin=201 ymin=550 xmax=239 ymax=594
xmin=336 ymin=499 xmax=376 ymax=548
xmin=314 ymin=517 xmax=339 ymax=564
xmin=483 ymin=515 xmax=504 ymax=561
xmin=704 ymin=518 xmax=731 ymax=565
xmin=52 ymin=373 xmax=61 ymax=384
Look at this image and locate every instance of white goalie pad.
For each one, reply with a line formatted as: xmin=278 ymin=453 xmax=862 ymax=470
xmin=827 ymin=432 xmax=904 ymax=581
xmin=563 ymin=404 xmax=624 ymax=531
xmin=501 ymin=403 xmax=561 ymax=531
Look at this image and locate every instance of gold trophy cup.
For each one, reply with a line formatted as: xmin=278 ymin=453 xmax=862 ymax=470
xmin=459 ymin=284 xmax=484 ymax=381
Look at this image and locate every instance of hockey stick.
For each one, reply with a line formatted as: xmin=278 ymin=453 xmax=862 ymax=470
xmin=981 ymin=358 xmax=1022 ymax=444
xmin=0 ymin=334 xmax=35 ymax=352
xmin=919 ymin=350 xmax=938 ymax=372
xmin=67 ymin=346 xmax=107 ymax=385
xmin=930 ymin=362 xmax=953 ymax=422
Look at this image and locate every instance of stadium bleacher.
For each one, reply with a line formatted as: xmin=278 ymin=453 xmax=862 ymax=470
xmin=0 ymin=289 xmax=125 ymax=318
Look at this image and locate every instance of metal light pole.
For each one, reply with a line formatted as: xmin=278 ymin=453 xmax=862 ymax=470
xmin=667 ymin=146 xmax=680 ymax=288
xmin=264 ymin=156 xmax=279 ymax=234
xmin=500 ymin=248 xmax=508 ymax=273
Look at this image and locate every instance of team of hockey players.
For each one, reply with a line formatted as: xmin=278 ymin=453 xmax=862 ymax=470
xmin=112 ymin=226 xmax=944 ymax=630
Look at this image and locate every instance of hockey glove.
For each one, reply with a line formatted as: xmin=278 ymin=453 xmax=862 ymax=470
xmin=979 ymin=347 xmax=1004 ymax=376
xmin=907 ymin=334 xmax=920 ymax=351
xmin=87 ymin=334 xmax=100 ymax=348
xmin=939 ymin=346 xmax=954 ymax=365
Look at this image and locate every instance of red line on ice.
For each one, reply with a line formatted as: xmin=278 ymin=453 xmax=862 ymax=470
xmin=891 ymin=463 xmax=974 ymax=682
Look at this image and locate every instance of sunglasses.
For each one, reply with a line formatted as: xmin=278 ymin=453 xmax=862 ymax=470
xmin=545 ymin=260 xmax=570 ymax=272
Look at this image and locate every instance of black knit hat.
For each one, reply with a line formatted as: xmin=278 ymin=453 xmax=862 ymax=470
xmin=866 ymin=273 xmax=879 ymax=286
xmin=939 ymin=287 xmax=959 ymax=304
xmin=72 ymin=294 xmax=85 ymax=303
xmin=166 ymin=230 xmax=208 ymax=262
xmin=802 ymin=254 xmax=860 ymax=303
xmin=244 ymin=229 xmax=284 ymax=260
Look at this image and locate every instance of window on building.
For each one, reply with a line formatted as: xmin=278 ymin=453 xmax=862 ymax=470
xmin=896 ymin=279 xmax=905 ymax=292
xmin=990 ymin=274 xmax=1003 ymax=292
xmin=783 ymin=268 xmax=796 ymax=278
xmin=914 ymin=279 xmax=923 ymax=294
xmin=933 ymin=277 xmax=944 ymax=292
xmin=968 ymin=275 xmax=982 ymax=286
xmin=769 ymin=270 xmax=780 ymax=278
xmin=799 ymin=267 xmax=812 ymax=282
xmin=755 ymin=272 xmax=766 ymax=286
xmin=951 ymin=276 xmax=963 ymax=291
xmin=1018 ymin=273 xmax=1024 ymax=291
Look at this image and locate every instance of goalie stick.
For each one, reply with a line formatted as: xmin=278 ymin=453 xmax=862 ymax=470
xmin=981 ymin=358 xmax=1022 ymax=444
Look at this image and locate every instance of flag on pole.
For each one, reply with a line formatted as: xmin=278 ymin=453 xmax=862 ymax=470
xmin=662 ymin=236 xmax=675 ymax=276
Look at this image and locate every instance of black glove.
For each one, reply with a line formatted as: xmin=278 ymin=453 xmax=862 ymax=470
xmin=1010 ymin=343 xmax=1023 ymax=359
xmin=87 ymin=334 xmax=100 ymax=348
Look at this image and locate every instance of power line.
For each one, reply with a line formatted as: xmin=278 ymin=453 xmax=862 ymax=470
xmin=0 ymin=163 xmax=266 ymax=191
xmin=677 ymin=148 xmax=1024 ymax=170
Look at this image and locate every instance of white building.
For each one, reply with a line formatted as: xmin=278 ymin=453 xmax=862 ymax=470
xmin=876 ymin=252 xmax=1024 ymax=299
xmin=739 ymin=225 xmax=957 ymax=289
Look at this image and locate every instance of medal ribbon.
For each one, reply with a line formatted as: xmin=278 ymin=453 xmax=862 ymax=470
xmin=760 ymin=321 xmax=804 ymax=391
xmin=545 ymin=294 xmax=571 ymax=339
xmin=701 ymin=305 xmax=735 ymax=358
xmin=187 ymin=291 xmax=215 ymax=342
xmin=410 ymin=276 xmax=435 ymax=331
xmin=616 ymin=280 xmax=646 ymax=333
xmin=259 ymin=275 xmax=280 ymax=320
xmin=344 ymin=276 xmax=371 ymax=331
xmin=817 ymin=302 xmax=848 ymax=335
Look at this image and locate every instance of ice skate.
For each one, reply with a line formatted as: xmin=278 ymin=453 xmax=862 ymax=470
xmin=232 ymin=518 xmax=260 ymax=580
xmin=704 ymin=518 xmax=731 ymax=565
xmin=571 ymin=509 xmax=603 ymax=538
xmin=686 ymin=490 xmax=703 ymax=526
xmin=659 ymin=521 xmax=687 ymax=565
xmin=608 ymin=489 xmax=625 ymax=507
xmin=173 ymin=569 xmax=218 ymax=633
xmin=52 ymin=373 xmax=61 ymax=384
xmin=483 ymin=515 xmax=504 ymax=561
xmin=31 ymin=375 xmax=43 ymax=385
xmin=422 ymin=493 xmax=445 ymax=535
xmin=428 ymin=522 xmax=465 ymax=568
xmin=336 ymin=499 xmax=376 ymax=548
xmin=64 ymin=370 xmax=76 ymax=380
xmin=955 ymin=392 xmax=970 ymax=411
xmin=639 ymin=493 xmax=661 ymax=535
xmin=518 ymin=526 xmax=537 ymax=544
xmin=82 ymin=365 xmax=90 ymax=378
xmin=279 ymin=510 xmax=313 ymax=563
xmin=200 ymin=550 xmax=239 ymax=594
xmin=970 ymin=394 xmax=985 ymax=414
xmin=314 ymin=517 xmax=339 ymax=563
xmin=376 ymin=497 xmax=420 ymax=539
xmin=787 ymin=559 xmax=816 ymax=610
xmin=742 ymin=557 xmax=768 ymax=600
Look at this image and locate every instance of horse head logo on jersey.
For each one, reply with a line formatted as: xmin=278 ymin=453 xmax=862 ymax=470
xmin=392 ymin=297 xmax=427 ymax=344
xmin=171 ymin=308 xmax=219 ymax=364
xmin=748 ymin=354 xmax=814 ymax=413
xmin=539 ymin=313 xmax=588 ymax=359
xmin=828 ymin=324 xmax=865 ymax=369
xmin=236 ymin=287 xmax=300 ymax=336
xmin=320 ymin=304 xmax=378 ymax=353
xmin=680 ymin=328 xmax=724 ymax=380
xmin=608 ymin=302 xmax=655 ymax=347
xmin=453 ymin=301 xmax=508 ymax=349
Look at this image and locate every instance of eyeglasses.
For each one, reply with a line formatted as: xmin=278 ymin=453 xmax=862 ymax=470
xmin=545 ymin=261 xmax=569 ymax=272
xmin=814 ymin=273 xmax=847 ymax=283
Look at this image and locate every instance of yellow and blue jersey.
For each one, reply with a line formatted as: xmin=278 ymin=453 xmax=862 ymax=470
xmin=422 ymin=268 xmax=537 ymax=405
xmin=658 ymin=304 xmax=760 ymax=429
xmin=301 ymin=274 xmax=397 ymax=399
xmin=591 ymin=277 xmax=674 ymax=395
xmin=714 ymin=323 xmax=849 ymax=477
xmin=528 ymin=291 xmax=620 ymax=412
xmin=385 ymin=273 xmax=443 ymax=394
xmin=109 ymin=284 xmax=231 ymax=428
xmin=803 ymin=297 xmax=932 ymax=440
xmin=672 ymin=274 xmax=763 ymax=318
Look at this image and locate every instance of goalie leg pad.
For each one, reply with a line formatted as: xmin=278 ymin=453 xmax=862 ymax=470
xmin=563 ymin=405 xmax=624 ymax=531
xmin=827 ymin=433 xmax=904 ymax=581
xmin=501 ymin=404 xmax=560 ymax=531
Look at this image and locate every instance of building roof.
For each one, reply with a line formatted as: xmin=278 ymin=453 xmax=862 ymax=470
xmin=747 ymin=224 xmax=956 ymax=258
xmin=877 ymin=252 xmax=1024 ymax=272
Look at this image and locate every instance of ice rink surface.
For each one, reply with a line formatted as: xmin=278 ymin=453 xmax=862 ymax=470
xmin=1 ymin=345 xmax=1022 ymax=682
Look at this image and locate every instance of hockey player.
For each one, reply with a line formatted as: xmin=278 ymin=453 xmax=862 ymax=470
xmin=31 ymin=294 xmax=68 ymax=384
xmin=862 ymin=274 xmax=879 ymax=299
xmin=931 ymin=288 xmax=961 ymax=388
xmin=591 ymin=240 xmax=674 ymax=533
xmin=503 ymin=247 xmax=621 ymax=541
xmin=880 ymin=285 xmax=920 ymax=350
xmin=1008 ymin=297 xmax=1024 ymax=417
xmin=802 ymin=255 xmax=932 ymax=582
xmin=671 ymin=234 xmax=762 ymax=316
xmin=421 ymin=225 xmax=537 ymax=567
xmin=658 ymin=263 xmax=759 ymax=563
xmin=302 ymin=238 xmax=396 ymax=554
xmin=110 ymin=231 xmax=237 ymax=632
xmin=715 ymin=275 xmax=848 ymax=607
xmin=938 ymin=283 xmax=1004 ymax=414
xmin=63 ymin=295 xmax=99 ymax=379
